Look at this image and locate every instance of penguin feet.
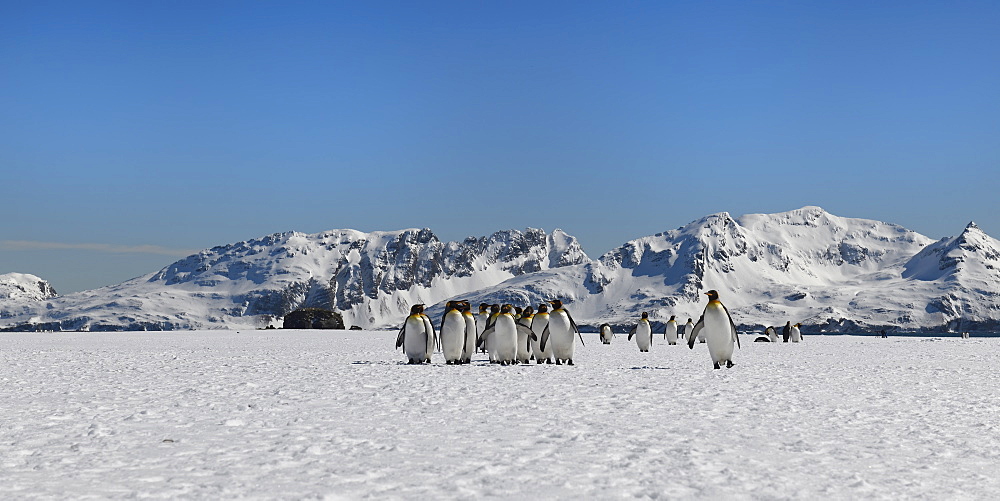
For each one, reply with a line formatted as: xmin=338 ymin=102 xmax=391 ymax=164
xmin=713 ymin=362 xmax=721 ymax=370
xmin=726 ymin=360 xmax=734 ymax=368
xmin=568 ymin=360 xmax=574 ymax=366
xmin=536 ymin=360 xmax=543 ymax=364
xmin=555 ymin=359 xmax=562 ymax=365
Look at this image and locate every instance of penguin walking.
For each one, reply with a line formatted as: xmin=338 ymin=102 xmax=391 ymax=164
xmin=530 ymin=303 xmax=553 ymax=364
xmin=599 ymin=323 xmax=614 ymax=344
xmin=516 ymin=306 xmax=534 ymax=364
xmin=765 ymin=326 xmax=779 ymax=343
xmin=478 ymin=304 xmax=536 ymax=366
xmin=540 ymin=299 xmax=584 ymax=365
xmin=790 ymin=323 xmax=803 ymax=342
xmin=628 ymin=312 xmax=653 ymax=352
xmin=688 ymin=290 xmax=741 ymax=369
xmin=460 ymin=301 xmax=477 ymax=364
xmin=439 ymin=301 xmax=467 ymax=364
xmin=395 ymin=304 xmax=435 ymax=364
xmin=683 ymin=318 xmax=695 ymax=340
xmin=663 ymin=315 xmax=678 ymax=345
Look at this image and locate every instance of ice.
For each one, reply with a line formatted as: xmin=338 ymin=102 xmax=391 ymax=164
xmin=1 ymin=329 xmax=998 ymax=498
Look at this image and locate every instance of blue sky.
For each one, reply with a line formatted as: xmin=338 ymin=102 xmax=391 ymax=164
xmin=3 ymin=1 xmax=998 ymax=294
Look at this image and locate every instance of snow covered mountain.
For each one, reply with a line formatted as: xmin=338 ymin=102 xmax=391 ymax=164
xmin=0 ymin=228 xmax=587 ymax=331
xmin=0 ymin=273 xmax=58 ymax=302
xmin=3 ymin=207 xmax=999 ymax=333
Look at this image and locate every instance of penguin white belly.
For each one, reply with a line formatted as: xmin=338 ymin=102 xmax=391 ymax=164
xmin=548 ymin=312 xmax=575 ymax=360
xmin=600 ymin=325 xmax=612 ymax=344
xmin=685 ymin=322 xmax=695 ymax=340
xmin=440 ymin=311 xmax=466 ymax=363
xmin=791 ymin=326 xmax=801 ymax=342
xmin=516 ymin=321 xmax=532 ymax=363
xmin=530 ymin=314 xmax=552 ymax=361
xmin=665 ymin=322 xmax=678 ymax=345
xmin=704 ymin=307 xmax=735 ymax=363
xmin=493 ymin=316 xmax=518 ymax=363
xmin=463 ymin=314 xmax=477 ymax=362
xmin=636 ymin=323 xmax=652 ymax=351
xmin=403 ymin=316 xmax=429 ymax=363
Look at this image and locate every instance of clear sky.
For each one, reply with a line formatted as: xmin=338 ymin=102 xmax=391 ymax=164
xmin=3 ymin=1 xmax=999 ymax=294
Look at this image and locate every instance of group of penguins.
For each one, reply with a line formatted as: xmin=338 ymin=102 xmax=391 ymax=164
xmin=395 ymin=299 xmax=584 ymax=366
xmin=395 ymin=290 xmax=801 ymax=369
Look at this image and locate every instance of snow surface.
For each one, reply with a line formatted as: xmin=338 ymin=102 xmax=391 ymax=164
xmin=2 ymin=330 xmax=998 ymax=499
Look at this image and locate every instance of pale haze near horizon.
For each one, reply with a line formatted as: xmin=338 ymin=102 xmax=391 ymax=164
xmin=3 ymin=2 xmax=998 ymax=294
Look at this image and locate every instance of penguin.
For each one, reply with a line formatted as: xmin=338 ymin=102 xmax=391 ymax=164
xmin=530 ymin=303 xmax=553 ymax=364
xmin=478 ymin=304 xmax=536 ymax=366
xmin=765 ymin=326 xmax=779 ymax=343
xmin=782 ymin=321 xmax=792 ymax=343
xmin=628 ymin=312 xmax=653 ymax=352
xmin=439 ymin=301 xmax=467 ymax=364
xmin=790 ymin=323 xmax=803 ymax=343
xmin=484 ymin=304 xmax=501 ymax=363
xmin=663 ymin=315 xmax=678 ymax=345
xmin=460 ymin=301 xmax=477 ymax=364
xmin=599 ymin=323 xmax=614 ymax=344
xmin=419 ymin=306 xmax=437 ymax=361
xmin=539 ymin=299 xmax=584 ymax=365
xmin=395 ymin=304 xmax=434 ymax=364
xmin=476 ymin=303 xmax=490 ymax=353
xmin=688 ymin=290 xmax=740 ymax=369
xmin=683 ymin=318 xmax=695 ymax=340
xmin=516 ymin=306 xmax=534 ymax=363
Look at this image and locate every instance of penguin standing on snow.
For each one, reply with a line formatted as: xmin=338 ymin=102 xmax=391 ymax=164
xmin=663 ymin=315 xmax=679 ymax=345
xmin=460 ymin=301 xmax=477 ymax=364
xmin=484 ymin=304 xmax=501 ymax=363
xmin=478 ymin=304 xmax=536 ymax=366
xmin=516 ymin=306 xmax=534 ymax=363
xmin=530 ymin=303 xmax=553 ymax=364
xmin=688 ymin=290 xmax=741 ymax=369
xmin=790 ymin=323 xmax=803 ymax=342
xmin=628 ymin=312 xmax=653 ymax=352
xmin=439 ymin=301 xmax=467 ymax=364
xmin=599 ymin=323 xmax=614 ymax=344
xmin=683 ymin=318 xmax=695 ymax=340
xmin=766 ymin=326 xmax=779 ymax=343
xmin=540 ymin=299 xmax=584 ymax=365
xmin=396 ymin=304 xmax=435 ymax=364
xmin=476 ymin=304 xmax=490 ymax=353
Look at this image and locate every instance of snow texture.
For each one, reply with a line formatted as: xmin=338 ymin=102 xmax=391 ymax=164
xmin=2 ymin=329 xmax=998 ymax=499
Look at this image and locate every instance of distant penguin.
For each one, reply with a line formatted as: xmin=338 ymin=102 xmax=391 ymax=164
xmin=530 ymin=303 xmax=553 ymax=364
xmin=664 ymin=315 xmax=678 ymax=345
xmin=688 ymin=290 xmax=740 ymax=369
xmin=484 ymin=304 xmax=501 ymax=363
xmin=439 ymin=301 xmax=467 ymax=364
xmin=460 ymin=301 xmax=477 ymax=364
xmin=476 ymin=303 xmax=489 ymax=353
xmin=419 ymin=307 xmax=437 ymax=361
xmin=790 ymin=323 xmax=802 ymax=343
xmin=628 ymin=312 xmax=653 ymax=352
xmin=765 ymin=326 xmax=779 ymax=343
xmin=599 ymin=323 xmax=614 ymax=344
xmin=395 ymin=304 xmax=434 ymax=364
xmin=782 ymin=321 xmax=792 ymax=343
xmin=684 ymin=318 xmax=695 ymax=340
xmin=516 ymin=306 xmax=534 ymax=363
xmin=540 ymin=299 xmax=584 ymax=365
xmin=478 ymin=304 xmax=536 ymax=366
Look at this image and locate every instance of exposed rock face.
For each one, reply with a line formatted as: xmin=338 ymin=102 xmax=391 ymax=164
xmin=0 ymin=273 xmax=57 ymax=301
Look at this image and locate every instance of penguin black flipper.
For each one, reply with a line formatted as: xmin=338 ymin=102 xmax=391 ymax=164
xmin=721 ymin=303 xmax=740 ymax=349
xmin=628 ymin=325 xmax=637 ymax=341
xmin=540 ymin=324 xmax=551 ymax=351
xmin=687 ymin=314 xmax=705 ymax=350
xmin=395 ymin=324 xmax=406 ymax=349
xmin=516 ymin=324 xmax=537 ymax=352
xmin=477 ymin=326 xmax=495 ymax=349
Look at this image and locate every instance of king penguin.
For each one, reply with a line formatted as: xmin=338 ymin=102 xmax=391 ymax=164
xmin=688 ymin=290 xmax=741 ymax=369
xmin=663 ymin=315 xmax=679 ymax=345
xmin=476 ymin=303 xmax=489 ymax=353
xmin=683 ymin=318 xmax=695 ymax=340
xmin=484 ymin=304 xmax=501 ymax=363
xmin=419 ymin=305 xmax=437 ymax=361
xmin=395 ymin=304 xmax=435 ymax=364
xmin=628 ymin=312 xmax=653 ymax=352
xmin=765 ymin=326 xmax=779 ymax=343
xmin=516 ymin=306 xmax=534 ymax=363
xmin=530 ymin=303 xmax=553 ymax=364
xmin=790 ymin=323 xmax=803 ymax=343
xmin=540 ymin=299 xmax=584 ymax=365
xmin=439 ymin=301 xmax=467 ymax=365
xmin=460 ymin=301 xmax=477 ymax=364
xmin=599 ymin=323 xmax=614 ymax=344
xmin=478 ymin=304 xmax=536 ymax=366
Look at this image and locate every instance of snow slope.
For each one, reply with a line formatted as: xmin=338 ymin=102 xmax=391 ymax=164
xmin=1 ymin=330 xmax=997 ymax=499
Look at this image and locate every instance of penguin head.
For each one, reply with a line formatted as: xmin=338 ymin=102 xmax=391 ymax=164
xmin=548 ymin=299 xmax=564 ymax=310
xmin=445 ymin=301 xmax=458 ymax=311
xmin=537 ymin=303 xmax=549 ymax=313
xmin=688 ymin=318 xmax=693 ymax=323
xmin=500 ymin=304 xmax=514 ymax=314
xmin=479 ymin=303 xmax=488 ymax=313
xmin=641 ymin=312 xmax=648 ymax=319
xmin=490 ymin=304 xmax=501 ymax=313
xmin=669 ymin=315 xmax=676 ymax=321
xmin=705 ymin=290 xmax=720 ymax=302
xmin=522 ymin=306 xmax=534 ymax=316
xmin=409 ymin=304 xmax=424 ymax=315
xmin=514 ymin=306 xmax=523 ymax=315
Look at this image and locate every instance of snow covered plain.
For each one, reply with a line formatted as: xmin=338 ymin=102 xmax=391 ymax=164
xmin=2 ymin=330 xmax=998 ymax=499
